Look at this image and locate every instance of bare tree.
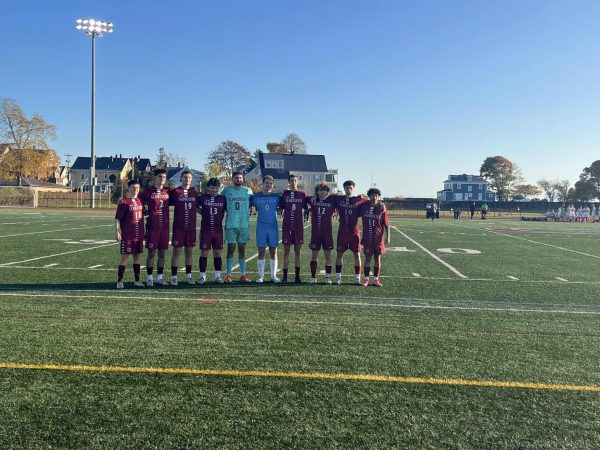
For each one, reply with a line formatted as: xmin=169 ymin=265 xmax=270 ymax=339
xmin=553 ymin=179 xmax=571 ymax=203
xmin=0 ymin=98 xmax=57 ymax=185
xmin=281 ymin=133 xmax=307 ymax=155
xmin=207 ymin=140 xmax=252 ymax=179
xmin=537 ymin=179 xmax=557 ymax=202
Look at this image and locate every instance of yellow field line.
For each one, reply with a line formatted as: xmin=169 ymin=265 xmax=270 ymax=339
xmin=0 ymin=362 xmax=598 ymax=392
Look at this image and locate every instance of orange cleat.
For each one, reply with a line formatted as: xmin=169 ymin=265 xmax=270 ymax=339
xmin=239 ymin=274 xmax=252 ymax=283
xmin=372 ymin=279 xmax=383 ymax=287
xmin=225 ymin=275 xmax=232 ymax=283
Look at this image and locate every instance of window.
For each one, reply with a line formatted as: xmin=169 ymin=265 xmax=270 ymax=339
xmin=298 ymin=175 xmax=303 ymax=182
xmin=454 ymin=193 xmax=463 ymax=200
xmin=456 ymin=183 xmax=461 ymax=189
xmin=478 ymin=193 xmax=482 ymax=200
xmin=81 ymin=174 xmax=85 ymax=180
xmin=313 ymin=174 xmax=322 ymax=182
xmin=467 ymin=176 xmax=472 ymax=181
xmin=265 ymin=160 xmax=284 ymax=169
xmin=468 ymin=185 xmax=472 ymax=192
xmin=104 ymin=173 xmax=108 ymax=179
xmin=479 ymin=184 xmax=483 ymax=190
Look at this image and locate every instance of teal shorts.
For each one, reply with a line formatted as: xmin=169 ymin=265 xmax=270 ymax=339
xmin=225 ymin=227 xmax=250 ymax=244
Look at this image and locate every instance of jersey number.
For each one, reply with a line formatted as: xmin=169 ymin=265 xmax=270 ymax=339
xmin=235 ymin=202 xmax=240 ymax=210
xmin=319 ymin=207 xmax=326 ymax=215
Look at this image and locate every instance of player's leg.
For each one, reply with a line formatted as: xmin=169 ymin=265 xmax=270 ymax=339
xmin=146 ymin=247 xmax=156 ymax=285
xmin=352 ymin=250 xmax=362 ymax=284
xmin=268 ymin=246 xmax=280 ymax=283
xmin=308 ymin=249 xmax=319 ymax=284
xmin=213 ymin=247 xmax=223 ymax=283
xmin=198 ymin=248 xmax=209 ymax=284
xmin=132 ymin=251 xmax=144 ymax=287
xmin=238 ymin=228 xmax=251 ymax=282
xmin=294 ymin=243 xmax=302 ymax=283
xmin=256 ymin=247 xmax=266 ymax=283
xmin=372 ymin=253 xmax=383 ymax=287
xmin=171 ymin=245 xmax=182 ymax=286
xmin=225 ymin=236 xmax=236 ymax=283
xmin=363 ymin=252 xmax=372 ymax=286
xmin=117 ymin=249 xmax=129 ymax=289
xmin=282 ymin=244 xmax=291 ymax=283
xmin=335 ymin=249 xmax=345 ymax=284
xmin=324 ymin=249 xmax=333 ymax=284
xmin=183 ymin=245 xmax=195 ymax=284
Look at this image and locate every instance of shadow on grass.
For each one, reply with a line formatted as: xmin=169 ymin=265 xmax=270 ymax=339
xmin=0 ymin=282 xmax=313 ymax=292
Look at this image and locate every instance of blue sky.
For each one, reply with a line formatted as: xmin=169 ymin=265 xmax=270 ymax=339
xmin=3 ymin=0 xmax=600 ymax=197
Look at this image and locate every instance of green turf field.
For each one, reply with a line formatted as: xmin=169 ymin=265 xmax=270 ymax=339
xmin=0 ymin=208 xmax=599 ymax=448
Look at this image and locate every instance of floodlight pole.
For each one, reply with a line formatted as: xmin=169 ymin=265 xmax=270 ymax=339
xmin=90 ymin=33 xmax=96 ymax=208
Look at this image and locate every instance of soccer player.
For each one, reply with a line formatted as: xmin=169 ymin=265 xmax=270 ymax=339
xmin=360 ymin=188 xmax=390 ymax=287
xmin=251 ymin=175 xmax=281 ymax=283
xmin=114 ymin=180 xmax=145 ymax=288
xmin=278 ymin=174 xmax=308 ymax=283
xmin=307 ymin=182 xmax=337 ymax=284
xmin=221 ymin=171 xmax=253 ymax=283
xmin=169 ymin=171 xmax=198 ymax=285
xmin=333 ymin=180 xmax=368 ymax=285
xmin=139 ymin=168 xmax=171 ymax=286
xmin=197 ymin=177 xmax=227 ymax=284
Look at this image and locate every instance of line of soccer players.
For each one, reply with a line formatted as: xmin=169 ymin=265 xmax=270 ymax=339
xmin=115 ymin=169 xmax=390 ymax=289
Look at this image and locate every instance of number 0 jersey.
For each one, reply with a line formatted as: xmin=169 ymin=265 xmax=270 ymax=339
xmin=221 ymin=185 xmax=253 ymax=229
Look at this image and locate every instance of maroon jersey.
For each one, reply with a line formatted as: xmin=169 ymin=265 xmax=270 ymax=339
xmin=335 ymin=194 xmax=368 ymax=237
xmin=197 ymin=194 xmax=227 ymax=233
xmin=310 ymin=196 xmax=336 ymax=237
xmin=170 ymin=187 xmax=198 ymax=231
xmin=279 ymin=190 xmax=307 ymax=231
xmin=139 ymin=187 xmax=170 ymax=231
xmin=115 ymin=197 xmax=144 ymax=241
xmin=360 ymin=202 xmax=389 ymax=251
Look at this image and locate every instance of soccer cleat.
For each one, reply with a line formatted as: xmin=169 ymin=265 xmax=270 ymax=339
xmin=281 ymin=275 xmax=288 ymax=284
xmin=271 ymin=276 xmax=281 ymax=284
xmin=155 ymin=278 xmax=168 ymax=286
xmin=215 ymin=277 xmax=224 ymax=284
xmin=133 ymin=281 xmax=145 ymax=288
xmin=185 ymin=277 xmax=195 ymax=285
xmin=225 ymin=275 xmax=233 ymax=283
xmin=116 ymin=282 xmax=124 ymax=289
xmin=372 ymin=279 xmax=383 ymax=287
xmin=239 ymin=275 xmax=252 ymax=283
xmin=325 ymin=277 xmax=332 ymax=285
xmin=255 ymin=277 xmax=264 ymax=284
xmin=362 ymin=278 xmax=370 ymax=287
xmin=146 ymin=279 xmax=154 ymax=287
xmin=198 ymin=275 xmax=206 ymax=284
xmin=307 ymin=277 xmax=317 ymax=284
xmin=294 ymin=277 xmax=302 ymax=284
xmin=354 ymin=276 xmax=362 ymax=285
xmin=335 ymin=277 xmax=342 ymax=285
xmin=170 ymin=277 xmax=179 ymax=286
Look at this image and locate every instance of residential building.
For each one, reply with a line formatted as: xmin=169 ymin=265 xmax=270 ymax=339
xmin=165 ymin=166 xmax=204 ymax=187
xmin=437 ymin=174 xmax=497 ymax=202
xmin=70 ymin=155 xmax=132 ymax=191
xmin=245 ymin=153 xmax=338 ymax=194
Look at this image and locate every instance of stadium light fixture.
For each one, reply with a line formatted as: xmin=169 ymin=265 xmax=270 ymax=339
xmin=75 ymin=18 xmax=114 ymax=208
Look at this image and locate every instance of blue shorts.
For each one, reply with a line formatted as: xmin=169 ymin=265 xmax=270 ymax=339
xmin=256 ymin=225 xmax=279 ymax=248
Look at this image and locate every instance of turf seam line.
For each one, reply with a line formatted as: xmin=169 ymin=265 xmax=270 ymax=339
xmin=0 ymin=242 xmax=119 ymax=267
xmin=0 ymin=224 xmax=112 ymax=239
xmin=0 ymin=362 xmax=598 ymax=392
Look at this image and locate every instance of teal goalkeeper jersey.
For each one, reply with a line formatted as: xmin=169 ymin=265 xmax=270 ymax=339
xmin=222 ymin=185 xmax=253 ymax=229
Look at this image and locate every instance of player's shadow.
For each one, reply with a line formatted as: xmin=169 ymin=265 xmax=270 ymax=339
xmin=0 ymin=282 xmax=309 ymax=292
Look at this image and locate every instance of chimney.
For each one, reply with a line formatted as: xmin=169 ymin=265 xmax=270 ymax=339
xmin=178 ymin=162 xmax=181 ymax=168
xmin=119 ymin=154 xmax=122 ymax=158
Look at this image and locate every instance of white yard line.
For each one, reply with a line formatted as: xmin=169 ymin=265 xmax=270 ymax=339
xmin=0 ymin=224 xmax=111 ymax=239
xmin=412 ymin=273 xmax=421 ymax=277
xmin=0 ymin=291 xmax=598 ymax=315
xmin=0 ymin=243 xmax=118 ymax=267
xmin=42 ymin=263 xmax=59 ymax=268
xmin=507 ymin=276 xmax=519 ymax=281
xmin=88 ymin=264 xmax=104 ymax=269
xmin=555 ymin=277 xmax=568 ymax=282
xmin=446 ymin=222 xmax=600 ymax=259
xmin=391 ymin=226 xmax=467 ymax=279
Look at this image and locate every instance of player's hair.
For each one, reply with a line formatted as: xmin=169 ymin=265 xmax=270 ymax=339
xmin=153 ymin=168 xmax=167 ymax=177
xmin=232 ymin=171 xmax=244 ymax=178
xmin=288 ymin=174 xmax=298 ymax=181
xmin=180 ymin=170 xmax=192 ymax=180
xmin=367 ymin=188 xmax=382 ymax=197
xmin=315 ymin=182 xmax=330 ymax=194
xmin=128 ymin=179 xmax=140 ymax=187
xmin=343 ymin=180 xmax=355 ymax=188
xmin=207 ymin=177 xmax=221 ymax=187
xmin=263 ymin=175 xmax=274 ymax=183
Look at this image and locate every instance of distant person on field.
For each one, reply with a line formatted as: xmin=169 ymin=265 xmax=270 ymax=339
xmin=470 ymin=202 xmax=476 ymax=220
xmin=481 ymin=202 xmax=488 ymax=220
xmin=115 ymin=180 xmax=145 ymax=289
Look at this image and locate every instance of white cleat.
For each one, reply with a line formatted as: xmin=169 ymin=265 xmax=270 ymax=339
xmin=271 ymin=276 xmax=281 ymax=284
xmin=185 ymin=277 xmax=195 ymax=285
xmin=198 ymin=276 xmax=206 ymax=284
xmin=133 ymin=281 xmax=145 ymax=288
xmin=155 ymin=278 xmax=168 ymax=286
xmin=307 ymin=278 xmax=317 ymax=284
xmin=116 ymin=282 xmax=124 ymax=289
xmin=214 ymin=277 xmax=224 ymax=284
xmin=325 ymin=277 xmax=332 ymax=285
xmin=335 ymin=277 xmax=342 ymax=285
xmin=146 ymin=279 xmax=154 ymax=287
xmin=354 ymin=276 xmax=362 ymax=285
xmin=255 ymin=277 xmax=264 ymax=284
xmin=170 ymin=277 xmax=178 ymax=286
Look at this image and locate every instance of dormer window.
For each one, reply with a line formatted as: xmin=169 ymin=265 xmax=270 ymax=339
xmin=265 ymin=160 xmax=284 ymax=169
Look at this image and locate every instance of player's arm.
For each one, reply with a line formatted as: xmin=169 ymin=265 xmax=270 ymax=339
xmin=114 ymin=219 xmax=122 ymax=241
xmin=384 ymin=210 xmax=390 ymax=244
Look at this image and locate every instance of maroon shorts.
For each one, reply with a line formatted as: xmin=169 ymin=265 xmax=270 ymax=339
xmin=200 ymin=230 xmax=224 ymax=250
xmin=363 ymin=245 xmax=386 ymax=256
xmin=146 ymin=227 xmax=169 ymax=250
xmin=282 ymin=227 xmax=304 ymax=245
xmin=120 ymin=240 xmax=144 ymax=255
xmin=309 ymin=232 xmax=334 ymax=251
xmin=337 ymin=232 xmax=361 ymax=253
xmin=172 ymin=229 xmax=196 ymax=248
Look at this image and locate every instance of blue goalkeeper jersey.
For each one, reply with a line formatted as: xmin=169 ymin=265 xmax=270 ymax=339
xmin=252 ymin=192 xmax=281 ymax=228
xmin=222 ymin=185 xmax=253 ymax=229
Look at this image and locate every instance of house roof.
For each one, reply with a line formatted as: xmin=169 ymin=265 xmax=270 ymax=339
xmin=71 ymin=156 xmax=130 ymax=171
xmin=260 ymin=153 xmax=328 ymax=172
xmin=134 ymin=158 xmax=152 ymax=172
xmin=443 ymin=174 xmax=487 ymax=183
xmin=21 ymin=177 xmax=72 ymax=190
